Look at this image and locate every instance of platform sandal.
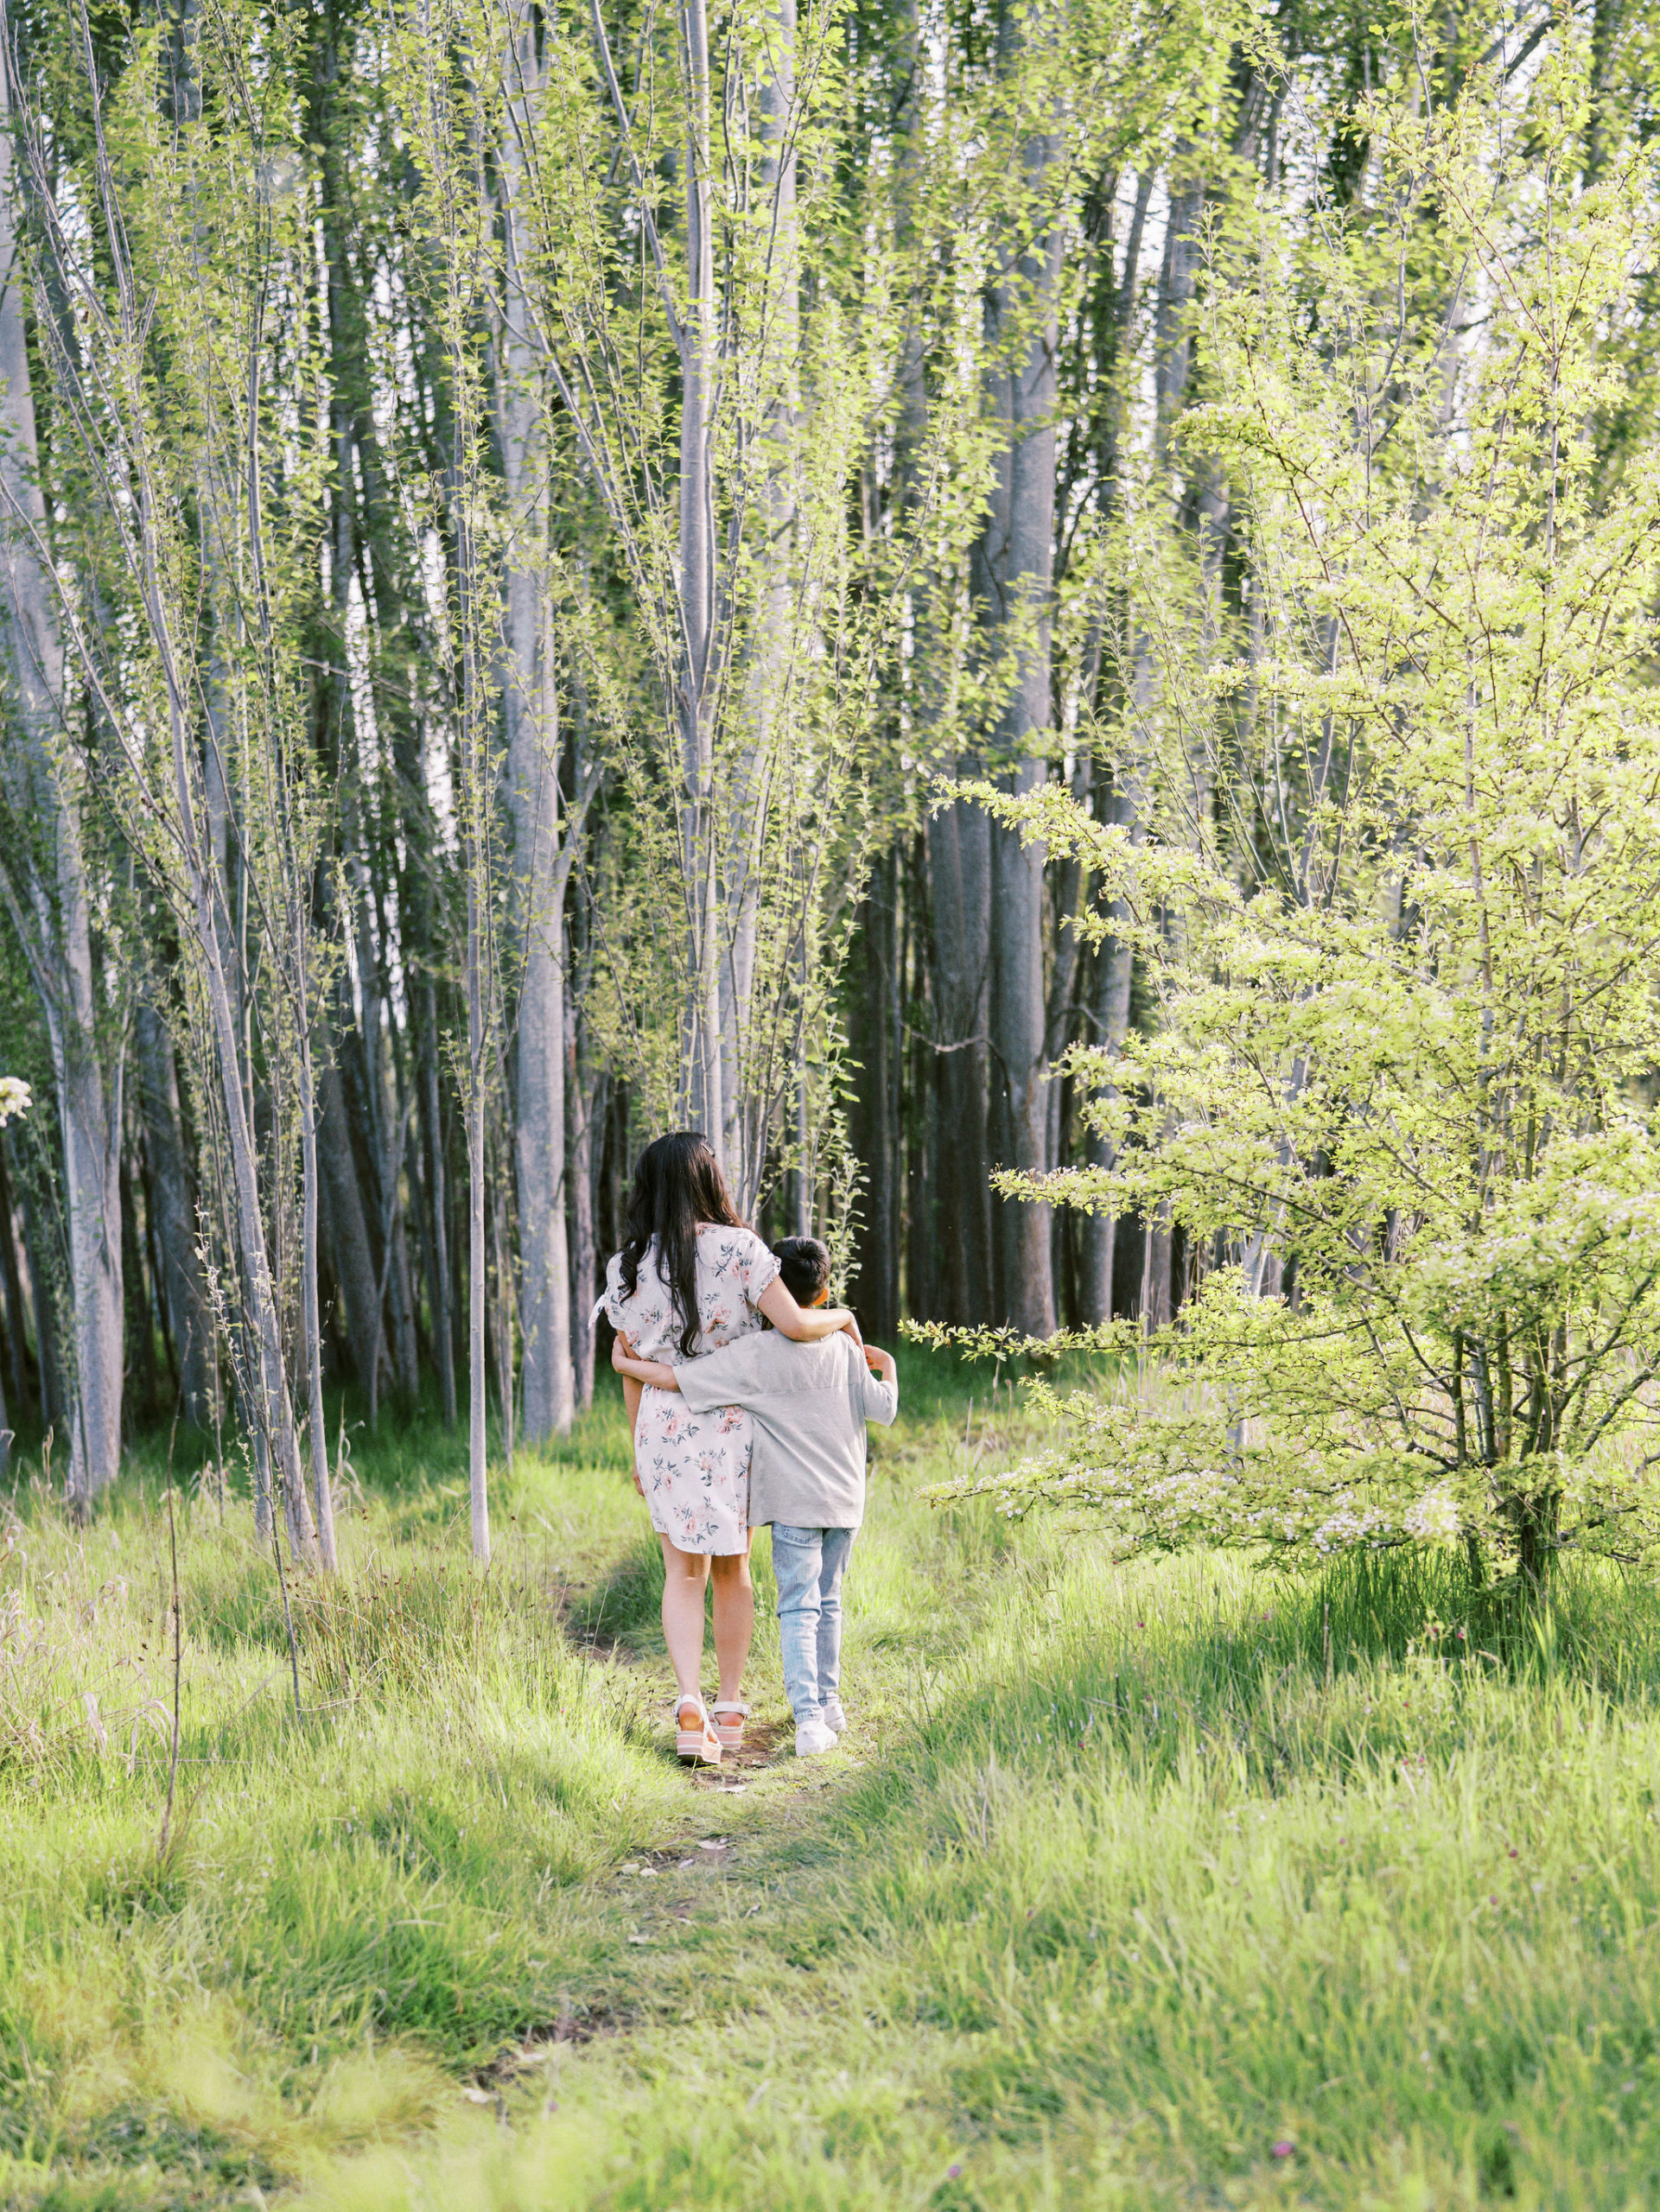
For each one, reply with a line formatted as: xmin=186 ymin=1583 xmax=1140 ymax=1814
xmin=674 ymin=1692 xmax=722 ymax=1765
xmin=711 ymin=1700 xmax=751 ymax=1753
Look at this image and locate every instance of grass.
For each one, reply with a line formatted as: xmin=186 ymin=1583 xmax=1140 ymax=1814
xmin=3 ymin=1347 xmax=1660 ymax=2208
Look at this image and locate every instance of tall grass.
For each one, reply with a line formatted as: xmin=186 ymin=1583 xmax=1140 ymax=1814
xmin=0 ymin=1423 xmax=680 ymax=2206
xmin=4 ymin=1376 xmax=1660 ymax=2208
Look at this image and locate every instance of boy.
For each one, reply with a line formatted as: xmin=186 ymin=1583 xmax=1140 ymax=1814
xmin=612 ymin=1235 xmax=898 ymax=1756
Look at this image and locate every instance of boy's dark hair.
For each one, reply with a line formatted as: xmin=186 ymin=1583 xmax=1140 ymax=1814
xmin=772 ymin=1235 xmax=831 ymax=1306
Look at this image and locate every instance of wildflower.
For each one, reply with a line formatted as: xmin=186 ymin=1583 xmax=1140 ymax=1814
xmin=946 ymin=2164 xmax=962 ymax=2180
xmin=1271 ymin=2139 xmax=1294 ymax=2158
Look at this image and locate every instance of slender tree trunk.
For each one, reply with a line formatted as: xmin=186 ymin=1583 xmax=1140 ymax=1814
xmin=1072 ymin=163 xmax=1151 ymax=1329
xmin=490 ymin=1106 xmax=515 ymax=1466
xmin=0 ymin=67 xmax=124 ymax=1505
xmin=1044 ymin=809 xmax=1084 ymax=1313
xmin=421 ymin=989 xmax=457 ymax=1426
xmin=17 ymin=1150 xmax=68 ymax=1442
xmin=677 ymin=0 xmax=722 ymax=1143
xmin=316 ymin=1039 xmax=383 ymax=1400
xmin=16 ymin=1152 xmax=69 ymax=1441
xmin=716 ymin=0 xmax=797 ymax=1209
xmin=449 ymin=324 xmax=492 ymax=1557
xmin=500 ymin=8 xmax=574 ymax=1445
xmin=851 ymin=846 xmax=900 ymax=1338
xmin=1078 ymin=889 xmax=1135 ymax=1325
xmin=467 ymin=865 xmax=490 ymax=1560
xmin=296 ymin=1020 xmax=339 ymax=1570
xmin=925 ymin=799 xmax=992 ymax=1323
xmin=119 ymin=1143 xmax=159 ymax=1429
xmin=0 ymin=1137 xmax=30 ymax=1422
xmin=568 ymin=979 xmax=599 ymax=1412
xmin=979 ymin=21 xmax=1062 ymax=1339
xmin=352 ymin=372 xmax=449 ymax=1418
xmin=905 ymin=835 xmax=934 ymax=1321
xmin=194 ymin=854 xmax=319 ymax=1560
xmin=132 ymin=994 xmax=214 ymax=1423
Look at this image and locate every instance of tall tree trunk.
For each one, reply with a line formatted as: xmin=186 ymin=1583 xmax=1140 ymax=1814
xmin=0 ymin=1136 xmax=31 ymax=1423
xmin=296 ymin=1018 xmax=339 ymax=1569
xmin=716 ymin=0 xmax=797 ymax=1209
xmin=501 ymin=8 xmax=574 ymax=1446
xmin=16 ymin=1145 xmax=69 ymax=1442
xmin=567 ymin=975 xmax=599 ymax=1413
xmin=978 ymin=16 xmax=1062 ymax=1337
xmin=1078 ymin=885 xmax=1135 ymax=1325
xmin=677 ymin=0 xmax=722 ymax=1144
xmin=904 ymin=834 xmax=935 ymax=1322
xmin=132 ymin=993 xmax=215 ymax=1423
xmin=423 ymin=989 xmax=457 ymax=1427
xmin=466 ymin=864 xmax=489 ymax=1560
xmin=850 ymin=846 xmax=900 ymax=1338
xmin=194 ymin=832 xmax=319 ymax=1563
xmin=1072 ymin=168 xmax=1151 ymax=1328
xmin=119 ymin=1144 xmax=157 ymax=1431
xmin=1044 ymin=799 xmax=1084 ymax=1313
xmin=316 ymin=1037 xmax=384 ymax=1400
xmin=0 ymin=66 xmax=124 ymax=1506
xmin=445 ymin=244 xmax=493 ymax=1559
xmin=925 ymin=799 xmax=992 ymax=1323
xmin=353 ymin=379 xmax=453 ymax=1421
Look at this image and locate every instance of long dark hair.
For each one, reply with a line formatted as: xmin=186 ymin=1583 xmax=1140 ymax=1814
xmin=618 ymin=1131 xmax=745 ymax=1357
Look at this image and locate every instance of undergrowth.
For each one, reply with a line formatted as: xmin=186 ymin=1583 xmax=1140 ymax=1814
xmin=3 ymin=1351 xmax=1658 ymax=2209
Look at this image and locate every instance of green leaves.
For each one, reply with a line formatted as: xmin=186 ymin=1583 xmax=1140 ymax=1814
xmin=937 ymin=54 xmax=1660 ymax=1582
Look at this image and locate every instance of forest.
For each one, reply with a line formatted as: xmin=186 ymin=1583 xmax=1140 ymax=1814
xmin=2 ymin=0 xmax=1657 ymax=1567
xmin=5 ymin=0 xmax=1660 ymax=2203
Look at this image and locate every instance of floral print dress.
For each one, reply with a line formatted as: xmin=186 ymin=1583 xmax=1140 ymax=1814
xmin=601 ymin=1224 xmax=780 ymax=1554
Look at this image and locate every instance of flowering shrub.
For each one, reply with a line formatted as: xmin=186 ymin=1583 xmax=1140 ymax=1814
xmin=920 ymin=90 xmax=1660 ymax=1583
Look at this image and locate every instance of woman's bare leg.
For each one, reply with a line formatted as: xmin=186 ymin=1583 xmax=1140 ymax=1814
xmin=709 ymin=1540 xmax=754 ymax=1708
xmin=659 ymin=1535 xmax=711 ymax=1704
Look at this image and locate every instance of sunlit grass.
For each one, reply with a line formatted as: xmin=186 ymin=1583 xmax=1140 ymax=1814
xmin=3 ymin=1370 xmax=1660 ymax=2207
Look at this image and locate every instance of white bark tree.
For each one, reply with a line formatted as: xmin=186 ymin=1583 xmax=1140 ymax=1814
xmin=0 ymin=43 xmax=124 ymax=1508
xmin=500 ymin=7 xmax=575 ymax=1446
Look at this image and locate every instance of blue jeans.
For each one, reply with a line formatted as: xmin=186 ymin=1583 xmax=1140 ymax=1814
xmin=771 ymin=1524 xmax=855 ymax=1723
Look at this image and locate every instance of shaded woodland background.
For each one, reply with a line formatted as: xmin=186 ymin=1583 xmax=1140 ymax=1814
xmin=0 ymin=0 xmax=1655 ymax=1548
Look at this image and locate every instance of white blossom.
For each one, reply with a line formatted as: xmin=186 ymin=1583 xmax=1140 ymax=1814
xmin=1403 ymin=1487 xmax=1461 ymax=1542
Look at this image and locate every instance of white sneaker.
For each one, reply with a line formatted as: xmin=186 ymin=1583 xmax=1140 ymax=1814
xmin=821 ymin=1698 xmax=847 ymax=1734
xmin=795 ymin=1718 xmax=837 ymax=1758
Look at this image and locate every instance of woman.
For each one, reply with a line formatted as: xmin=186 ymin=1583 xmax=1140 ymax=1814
xmin=601 ymin=1131 xmax=856 ymax=1765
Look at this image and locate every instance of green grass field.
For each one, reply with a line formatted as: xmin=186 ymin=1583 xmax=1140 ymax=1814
xmin=3 ymin=1353 xmax=1659 ymax=2209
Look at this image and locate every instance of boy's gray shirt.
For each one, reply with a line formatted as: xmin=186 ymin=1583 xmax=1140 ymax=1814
xmin=672 ymin=1330 xmax=897 ymax=1529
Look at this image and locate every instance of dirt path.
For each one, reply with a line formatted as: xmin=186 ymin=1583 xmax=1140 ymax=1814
xmin=467 ymin=1657 xmax=862 ymax=2108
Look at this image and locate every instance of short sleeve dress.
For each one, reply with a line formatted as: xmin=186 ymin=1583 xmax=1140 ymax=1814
xmin=601 ymin=1224 xmax=780 ymax=1554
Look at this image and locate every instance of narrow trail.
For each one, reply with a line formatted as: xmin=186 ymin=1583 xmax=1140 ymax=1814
xmin=463 ymin=1570 xmax=878 ymax=2111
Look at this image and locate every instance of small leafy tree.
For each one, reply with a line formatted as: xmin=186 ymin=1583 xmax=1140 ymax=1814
xmin=926 ymin=62 xmax=1660 ymax=1585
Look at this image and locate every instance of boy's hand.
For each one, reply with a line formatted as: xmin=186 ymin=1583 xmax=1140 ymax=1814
xmin=864 ymin=1342 xmax=897 ymax=1382
xmin=611 ymin=1331 xmax=637 ymax=1371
